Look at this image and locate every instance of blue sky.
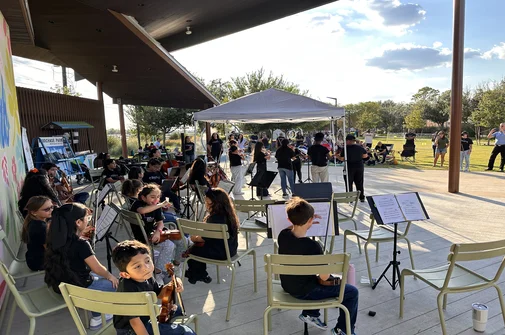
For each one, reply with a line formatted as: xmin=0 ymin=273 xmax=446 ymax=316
xmin=11 ymin=0 xmax=505 ymax=128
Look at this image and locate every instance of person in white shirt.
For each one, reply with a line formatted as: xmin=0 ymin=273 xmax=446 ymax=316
xmin=154 ymin=138 xmax=161 ymax=148
xmin=363 ymin=130 xmax=374 ymax=148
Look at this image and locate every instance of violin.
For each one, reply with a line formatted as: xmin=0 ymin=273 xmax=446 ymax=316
xmin=54 ymin=170 xmax=74 ymax=202
xmin=158 ymin=263 xmax=186 ymax=323
xmin=150 ymin=229 xmax=182 ymax=243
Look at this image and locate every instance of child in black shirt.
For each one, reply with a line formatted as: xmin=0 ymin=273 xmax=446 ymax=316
xmin=143 ymin=159 xmax=181 ymax=213
xmin=278 ymin=197 xmax=359 ymax=335
xmin=112 ymin=240 xmax=195 ymax=335
xmin=121 ymin=179 xmax=143 ymax=210
xmin=21 ymin=196 xmax=53 ymax=271
xmin=131 ymin=184 xmax=185 ymax=282
xmin=102 ymin=159 xmax=124 ymax=185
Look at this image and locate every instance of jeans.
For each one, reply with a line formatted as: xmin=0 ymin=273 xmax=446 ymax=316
xmin=87 ymin=275 xmax=116 ymax=317
xmin=278 ymin=168 xmax=295 ymax=194
xmin=73 ymin=192 xmax=89 ymax=204
xmin=294 ymin=284 xmax=358 ymax=334
xmin=115 ymin=306 xmax=195 ymax=335
xmin=311 ymin=165 xmax=329 ymax=183
xmin=460 ymin=150 xmax=470 ymax=171
xmin=163 ymin=212 xmax=178 ymax=224
xmin=185 ymin=154 xmax=195 ymax=164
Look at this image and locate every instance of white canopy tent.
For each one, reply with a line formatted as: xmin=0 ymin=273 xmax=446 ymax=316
xmin=194 ymin=88 xmax=345 ymax=123
xmin=193 ymin=88 xmax=351 ymax=192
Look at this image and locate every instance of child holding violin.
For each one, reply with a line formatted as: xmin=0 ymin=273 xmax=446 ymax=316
xmin=21 ymin=196 xmax=54 ymax=271
xmin=112 ymin=240 xmax=196 ymax=335
xmin=131 ymin=184 xmax=186 ymax=283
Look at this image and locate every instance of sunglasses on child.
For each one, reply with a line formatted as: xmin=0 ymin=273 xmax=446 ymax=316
xmin=41 ymin=206 xmax=55 ymax=212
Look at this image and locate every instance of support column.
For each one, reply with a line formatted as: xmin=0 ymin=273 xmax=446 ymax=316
xmin=118 ymin=99 xmax=128 ymax=158
xmin=96 ymin=81 xmax=103 ymax=102
xmin=204 ymin=103 xmax=212 ymax=158
xmin=448 ymin=0 xmax=465 ymax=193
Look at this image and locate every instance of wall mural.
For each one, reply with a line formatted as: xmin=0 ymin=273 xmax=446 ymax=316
xmin=0 ymin=11 xmax=26 ymax=302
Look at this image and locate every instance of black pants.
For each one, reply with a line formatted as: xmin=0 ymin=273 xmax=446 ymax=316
xmin=292 ymin=160 xmax=302 ymax=181
xmin=162 ymin=189 xmax=181 ymax=211
xmin=186 ymin=246 xmax=227 ymax=280
xmin=374 ymin=152 xmax=387 ymax=163
xmin=344 ymin=167 xmax=365 ymax=200
xmin=487 ymin=145 xmax=505 ymax=170
xmin=255 ymin=163 xmax=269 ymax=196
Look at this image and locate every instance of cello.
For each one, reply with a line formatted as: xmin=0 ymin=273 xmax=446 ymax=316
xmin=158 ymin=263 xmax=186 ymax=323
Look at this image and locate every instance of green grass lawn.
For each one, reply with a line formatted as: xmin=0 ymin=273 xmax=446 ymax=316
xmin=360 ymin=137 xmax=498 ymax=171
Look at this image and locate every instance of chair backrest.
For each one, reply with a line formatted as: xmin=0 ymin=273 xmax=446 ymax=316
xmin=120 ymin=209 xmax=151 ymax=249
xmin=59 ymin=283 xmax=161 ymax=335
xmin=446 ymin=240 xmax=505 ymax=284
xmin=0 ymin=260 xmax=35 ymax=316
xmin=0 ymin=227 xmax=19 ymax=260
xmin=218 ymin=180 xmax=235 ymax=194
xmin=233 ymin=200 xmax=275 ymax=219
xmin=264 ymin=253 xmax=350 ymax=305
xmin=332 ymin=191 xmax=360 ymax=218
xmin=89 ymin=168 xmax=104 ymax=178
xmin=383 ymin=144 xmax=394 ymax=152
xmin=177 ymin=218 xmax=231 ymax=260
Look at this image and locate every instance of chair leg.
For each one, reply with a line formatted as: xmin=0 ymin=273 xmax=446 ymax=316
xmin=399 ymin=272 xmax=405 ymax=318
xmin=216 ymin=265 xmax=220 ymax=284
xmin=375 ymin=242 xmax=380 ymax=262
xmin=263 ymin=307 xmax=273 ymax=334
xmin=0 ymin=289 xmax=11 ymax=328
xmin=343 ymin=232 xmax=348 ymax=253
xmin=226 ymin=265 xmax=236 ymax=321
xmin=437 ymin=292 xmax=447 ymax=335
xmin=364 ymin=242 xmax=373 ymax=286
xmin=6 ymin=298 xmax=17 ymax=335
xmin=252 ymin=251 xmax=257 ymax=292
xmin=324 ymin=308 xmax=328 ymax=324
xmin=493 ymin=285 xmax=505 ymax=327
xmin=443 ymin=294 xmax=448 ymax=310
xmin=245 ymin=232 xmax=249 ymax=250
xmin=341 ymin=306 xmax=351 ymax=335
xmin=357 ymin=235 xmax=362 ymax=254
xmin=405 ymin=238 xmax=415 ymax=269
xmin=28 ymin=317 xmax=36 ymax=335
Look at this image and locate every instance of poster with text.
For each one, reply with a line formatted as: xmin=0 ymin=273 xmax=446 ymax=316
xmin=0 ymin=11 xmax=26 ymax=306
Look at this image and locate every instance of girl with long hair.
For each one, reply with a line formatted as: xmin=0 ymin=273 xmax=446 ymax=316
xmin=121 ymin=179 xmax=143 ymax=210
xmin=237 ymin=133 xmax=248 ymax=151
xmin=18 ymin=169 xmax=60 ymax=217
xmin=127 ymin=166 xmax=144 ymax=181
xmin=21 ymin=196 xmax=53 ymax=271
xmin=185 ymin=188 xmax=239 ymax=284
xmin=434 ymin=131 xmax=450 ymax=167
xmin=130 ymin=184 xmax=185 ymax=281
xmin=44 ymin=203 xmax=118 ymax=330
xmin=252 ymin=141 xmax=271 ymax=197
xmin=188 ymin=157 xmax=210 ymax=188
xmin=207 ymin=133 xmax=223 ymax=163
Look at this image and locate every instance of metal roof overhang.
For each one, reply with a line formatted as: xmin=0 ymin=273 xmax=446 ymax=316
xmin=42 ymin=121 xmax=94 ymax=130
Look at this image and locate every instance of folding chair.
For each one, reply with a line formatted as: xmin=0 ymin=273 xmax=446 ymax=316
xmin=383 ymin=144 xmax=396 ymax=164
xmin=344 ymin=214 xmax=414 ymax=286
xmin=177 ymin=218 xmax=257 ymax=321
xmin=120 ymin=209 xmax=154 ymax=255
xmin=331 ymin=191 xmax=360 ymax=252
xmin=233 ymin=199 xmax=275 ymax=249
xmin=218 ymin=179 xmax=235 ymax=195
xmin=400 ymin=144 xmax=416 ymax=163
xmin=263 ymin=253 xmax=351 ymax=335
xmin=59 ymin=283 xmax=198 ymax=335
xmin=0 ymin=260 xmax=67 ymax=335
xmin=400 ymin=239 xmax=505 ymax=335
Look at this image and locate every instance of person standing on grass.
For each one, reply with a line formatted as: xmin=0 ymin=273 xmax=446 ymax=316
xmin=363 ymin=130 xmax=373 ymax=148
xmin=433 ymin=131 xmax=449 ymax=167
xmin=485 ymin=123 xmax=505 ymax=172
xmin=460 ymin=132 xmax=473 ymax=172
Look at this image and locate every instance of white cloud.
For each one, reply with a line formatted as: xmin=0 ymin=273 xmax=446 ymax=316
xmin=483 ymin=42 xmax=505 ymax=60
xmin=433 ymin=41 xmax=443 ymax=48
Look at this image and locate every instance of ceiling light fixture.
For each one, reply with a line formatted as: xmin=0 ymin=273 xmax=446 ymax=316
xmin=112 ymin=65 xmax=118 ymax=73
xmin=186 ymin=26 xmax=192 ymax=35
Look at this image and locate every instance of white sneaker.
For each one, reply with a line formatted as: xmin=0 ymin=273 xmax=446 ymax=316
xmin=298 ymin=314 xmax=327 ymax=330
xmin=89 ymin=314 xmax=113 ymax=330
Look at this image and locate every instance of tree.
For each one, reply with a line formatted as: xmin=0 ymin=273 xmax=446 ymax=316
xmin=354 ymin=102 xmax=381 ymax=131
xmin=474 ymin=83 xmax=505 ymax=129
xmin=150 ymin=107 xmax=196 ymax=145
xmin=125 ymin=105 xmax=156 ymax=147
xmin=51 ymin=84 xmax=82 ymax=97
xmin=411 ymin=87 xmax=449 ymax=127
xmin=405 ymin=105 xmax=425 ymax=131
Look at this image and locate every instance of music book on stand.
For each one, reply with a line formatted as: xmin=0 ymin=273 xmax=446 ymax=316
xmin=367 ymin=192 xmax=429 ymax=225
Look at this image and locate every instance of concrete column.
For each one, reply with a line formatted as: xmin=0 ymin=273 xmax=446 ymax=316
xmin=118 ymin=99 xmax=128 ymax=158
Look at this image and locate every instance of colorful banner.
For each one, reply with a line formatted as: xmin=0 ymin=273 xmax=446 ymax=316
xmin=0 ymin=11 xmax=26 ymax=303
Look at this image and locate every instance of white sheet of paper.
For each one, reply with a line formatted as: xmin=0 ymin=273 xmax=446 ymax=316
xmin=97 ymin=184 xmax=111 ymax=206
xmin=268 ymin=202 xmax=332 ymax=239
xmin=95 ymin=205 xmax=119 ymax=240
xmin=395 ymin=193 xmax=427 ymax=221
xmin=373 ymin=194 xmax=405 ymax=224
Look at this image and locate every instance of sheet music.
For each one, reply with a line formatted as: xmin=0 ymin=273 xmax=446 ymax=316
xmin=95 ymin=205 xmax=119 ymax=240
xmin=268 ymin=202 xmax=332 ymax=239
xmin=373 ymin=194 xmax=405 ymax=224
xmin=97 ymin=184 xmax=111 ymax=205
xmin=395 ymin=193 xmax=427 ymax=221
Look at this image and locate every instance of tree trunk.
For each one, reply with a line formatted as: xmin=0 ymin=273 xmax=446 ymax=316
xmin=136 ymin=123 xmax=141 ymax=148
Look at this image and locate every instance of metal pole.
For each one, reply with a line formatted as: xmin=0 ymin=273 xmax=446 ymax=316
xmin=118 ymin=99 xmax=128 ymax=158
xmin=448 ymin=0 xmax=465 ymax=193
xmin=343 ymin=112 xmax=350 ymax=192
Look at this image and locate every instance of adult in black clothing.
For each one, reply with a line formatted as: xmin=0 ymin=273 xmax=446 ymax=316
xmin=307 ymin=133 xmax=330 ymax=183
xmin=18 ymin=169 xmax=60 ymax=217
xmin=188 ymin=158 xmax=210 ymax=189
xmin=278 ymin=198 xmax=359 ymax=334
xmin=374 ymin=141 xmax=388 ymax=164
xmin=295 ymin=132 xmax=305 ymax=147
xmin=275 ymin=139 xmax=295 ymax=196
xmin=142 ymin=159 xmax=181 ymax=212
xmin=184 ymin=136 xmax=195 ymax=164
xmin=253 ymin=142 xmax=271 ymax=196
xmin=21 ymin=196 xmax=54 ymax=271
xmin=229 ymin=140 xmax=245 ymax=195
xmin=185 ymin=188 xmax=239 ymax=284
xmin=207 ymin=133 xmax=223 ymax=163
xmin=249 ymin=132 xmax=259 ymax=153
xmin=290 ymin=143 xmax=304 ymax=183
xmin=335 ymin=135 xmax=368 ymax=202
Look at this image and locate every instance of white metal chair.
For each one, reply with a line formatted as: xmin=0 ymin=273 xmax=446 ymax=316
xmin=177 ymin=218 xmax=257 ymax=321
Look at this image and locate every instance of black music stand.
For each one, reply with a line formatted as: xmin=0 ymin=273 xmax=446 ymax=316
xmin=245 ymin=162 xmax=257 ymax=200
xmin=303 ymin=159 xmax=312 ymax=183
xmin=249 ymin=170 xmax=277 ymax=200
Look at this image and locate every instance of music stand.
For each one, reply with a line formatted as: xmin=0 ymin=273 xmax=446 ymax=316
xmin=303 ymin=159 xmax=312 ymax=183
xmin=245 ymin=162 xmax=257 ymax=200
xmin=249 ymin=170 xmax=277 ymax=200
xmin=94 ymin=203 xmax=120 ymax=272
